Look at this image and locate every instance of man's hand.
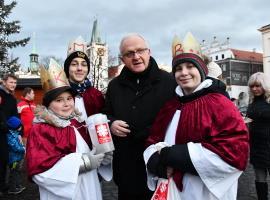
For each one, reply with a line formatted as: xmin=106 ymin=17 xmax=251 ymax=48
xmin=110 ymin=120 xmax=131 ymax=137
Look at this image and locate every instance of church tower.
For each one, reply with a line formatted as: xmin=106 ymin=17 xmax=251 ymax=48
xmin=29 ymin=32 xmax=39 ymax=75
xmin=87 ymin=19 xmax=108 ymax=92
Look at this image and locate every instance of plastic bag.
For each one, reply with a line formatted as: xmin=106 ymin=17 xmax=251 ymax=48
xmin=151 ymin=178 xmax=181 ymax=200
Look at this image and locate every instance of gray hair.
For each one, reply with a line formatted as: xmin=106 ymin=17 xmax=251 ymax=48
xmin=248 ymin=72 xmax=270 ymax=103
xmin=119 ymin=33 xmax=149 ymax=56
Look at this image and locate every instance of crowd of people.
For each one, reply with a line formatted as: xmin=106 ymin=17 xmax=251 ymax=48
xmin=0 ymin=32 xmax=269 ymax=200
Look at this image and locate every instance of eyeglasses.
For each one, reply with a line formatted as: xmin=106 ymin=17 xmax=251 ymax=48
xmin=121 ymin=48 xmax=149 ymax=58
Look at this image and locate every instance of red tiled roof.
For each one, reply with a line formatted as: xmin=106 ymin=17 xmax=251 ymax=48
xmin=230 ymin=49 xmax=263 ymax=62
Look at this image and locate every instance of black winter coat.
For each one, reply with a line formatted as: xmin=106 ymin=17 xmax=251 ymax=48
xmin=0 ymin=87 xmax=18 ymax=119
xmin=247 ymin=95 xmax=270 ymax=168
xmin=0 ymin=86 xmax=18 ymax=166
xmin=103 ymin=57 xmax=176 ymax=194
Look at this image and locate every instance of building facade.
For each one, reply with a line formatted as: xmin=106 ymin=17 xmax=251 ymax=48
xmin=258 ymin=24 xmax=270 ymax=75
xmin=15 ymin=34 xmax=43 ymax=104
xmin=202 ymin=37 xmax=263 ymax=98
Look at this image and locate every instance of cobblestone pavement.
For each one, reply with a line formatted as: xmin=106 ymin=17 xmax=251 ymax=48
xmin=103 ymin=162 xmax=270 ymax=200
xmin=237 ymin=163 xmax=270 ymax=200
xmin=1 ymin=163 xmax=269 ymax=200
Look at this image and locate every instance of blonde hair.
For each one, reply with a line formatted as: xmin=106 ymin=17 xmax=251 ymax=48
xmin=248 ymin=72 xmax=270 ymax=103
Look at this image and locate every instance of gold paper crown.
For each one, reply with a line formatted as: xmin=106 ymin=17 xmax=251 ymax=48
xmin=172 ymin=32 xmax=203 ymax=59
xmin=40 ymin=58 xmax=70 ymax=93
xmin=67 ymin=36 xmax=87 ymax=56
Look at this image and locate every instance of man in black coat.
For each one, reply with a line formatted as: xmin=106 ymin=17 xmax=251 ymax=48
xmin=103 ymin=34 xmax=176 ymax=200
xmin=0 ymin=74 xmax=19 ymax=196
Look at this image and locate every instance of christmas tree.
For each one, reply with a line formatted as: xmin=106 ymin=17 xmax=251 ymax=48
xmin=0 ymin=0 xmax=30 ymax=77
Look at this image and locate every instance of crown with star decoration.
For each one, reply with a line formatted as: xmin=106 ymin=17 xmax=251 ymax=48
xmin=172 ymin=32 xmax=203 ymax=59
xmin=171 ymin=32 xmax=208 ymax=79
xmin=40 ymin=58 xmax=70 ymax=93
xmin=67 ymin=36 xmax=87 ymax=56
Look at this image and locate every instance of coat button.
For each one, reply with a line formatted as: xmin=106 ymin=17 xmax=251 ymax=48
xmin=132 ymin=105 xmax=136 ymax=109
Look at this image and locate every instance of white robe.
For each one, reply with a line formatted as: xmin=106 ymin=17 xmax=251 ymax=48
xmin=33 ymin=127 xmax=103 ymax=200
xmin=75 ymin=96 xmax=88 ymax=122
xmin=74 ymin=96 xmax=113 ymax=182
xmin=144 ymin=110 xmax=242 ymax=200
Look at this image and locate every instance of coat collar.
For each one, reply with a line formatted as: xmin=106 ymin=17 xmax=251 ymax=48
xmin=0 ymin=85 xmax=12 ymax=95
xmin=118 ymin=56 xmax=163 ymax=85
xmin=20 ymin=96 xmax=34 ymax=103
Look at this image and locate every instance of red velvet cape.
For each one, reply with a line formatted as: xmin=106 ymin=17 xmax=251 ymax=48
xmin=146 ymin=93 xmax=249 ymax=190
xmin=82 ymin=87 xmax=105 ymax=117
xmin=26 ymin=119 xmax=90 ymax=178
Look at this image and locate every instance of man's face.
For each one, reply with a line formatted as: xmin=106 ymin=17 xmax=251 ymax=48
xmin=3 ymin=77 xmax=17 ymax=93
xmin=68 ymin=57 xmax=88 ymax=83
xmin=120 ymin=36 xmax=151 ymax=73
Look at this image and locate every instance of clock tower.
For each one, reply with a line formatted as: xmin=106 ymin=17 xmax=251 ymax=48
xmin=87 ymin=19 xmax=108 ymax=92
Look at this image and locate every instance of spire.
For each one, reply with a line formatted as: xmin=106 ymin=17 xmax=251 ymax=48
xmin=31 ymin=32 xmax=37 ymax=54
xmin=90 ymin=19 xmax=102 ymax=44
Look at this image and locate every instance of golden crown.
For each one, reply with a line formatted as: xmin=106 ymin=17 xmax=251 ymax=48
xmin=172 ymin=32 xmax=203 ymax=59
xmin=40 ymin=58 xmax=70 ymax=93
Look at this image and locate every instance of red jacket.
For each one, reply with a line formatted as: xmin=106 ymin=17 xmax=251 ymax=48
xmin=17 ymin=97 xmax=36 ymax=138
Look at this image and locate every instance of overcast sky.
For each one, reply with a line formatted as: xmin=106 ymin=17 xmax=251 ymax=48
xmin=8 ymin=0 xmax=270 ymax=69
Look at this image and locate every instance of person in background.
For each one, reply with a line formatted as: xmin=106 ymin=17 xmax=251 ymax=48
xmin=0 ymin=106 xmax=8 ymax=197
xmin=103 ymin=33 xmax=176 ymax=200
xmin=144 ymin=32 xmax=249 ymax=200
xmin=0 ymin=73 xmax=18 ymax=196
xmin=17 ymin=87 xmax=36 ymax=145
xmin=231 ymin=97 xmax=238 ymax=106
xmin=6 ymin=116 xmax=25 ymax=195
xmin=206 ymin=60 xmax=230 ymax=99
xmin=0 ymin=74 xmax=18 ymax=118
xmin=246 ymin=72 xmax=270 ymax=200
xmin=237 ymin=91 xmax=249 ymax=116
xmin=207 ymin=60 xmax=222 ymax=79
xmin=26 ymin=59 xmax=109 ymax=200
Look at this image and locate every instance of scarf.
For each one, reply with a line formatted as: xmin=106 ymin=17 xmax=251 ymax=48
xmin=69 ymin=78 xmax=92 ymax=95
xmin=33 ymin=105 xmax=82 ymax=128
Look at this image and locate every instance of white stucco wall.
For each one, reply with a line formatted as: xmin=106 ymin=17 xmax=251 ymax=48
xmin=227 ymin=85 xmax=249 ymax=99
xmin=260 ymin=28 xmax=270 ymax=75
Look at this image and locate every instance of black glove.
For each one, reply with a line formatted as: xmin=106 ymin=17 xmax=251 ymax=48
xmin=159 ymin=144 xmax=198 ymax=176
xmin=147 ymin=151 xmax=167 ymax=178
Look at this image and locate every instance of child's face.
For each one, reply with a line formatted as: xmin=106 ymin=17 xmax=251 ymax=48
xmin=48 ymin=91 xmax=75 ymax=118
xmin=174 ymin=62 xmax=201 ymax=95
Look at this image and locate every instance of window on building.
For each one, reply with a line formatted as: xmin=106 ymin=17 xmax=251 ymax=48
xmin=222 ymin=54 xmax=225 ymax=59
xmin=221 ymin=64 xmax=226 ymax=71
xmin=215 ymin=55 xmax=218 ymax=60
